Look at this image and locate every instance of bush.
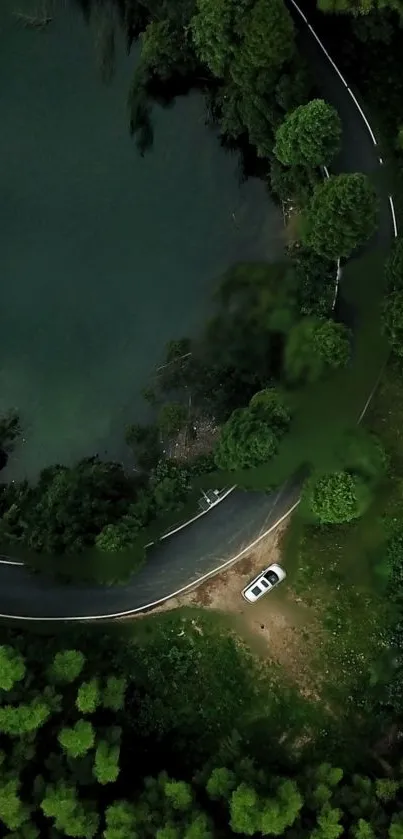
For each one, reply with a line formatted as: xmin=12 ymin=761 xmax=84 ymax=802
xmin=215 ymin=388 xmax=290 ymax=471
xmin=304 ymin=470 xmax=372 ymax=524
xmin=302 ymin=173 xmax=378 ymax=259
xmin=284 ymin=317 xmax=351 ymax=384
xmin=269 ymin=158 xmax=320 ymax=206
xmin=214 ymin=407 xmax=278 ymax=470
xmin=288 ymin=244 xmax=336 ymax=317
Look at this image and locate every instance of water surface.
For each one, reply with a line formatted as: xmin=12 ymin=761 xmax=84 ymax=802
xmin=0 ymin=1 xmax=283 ymax=478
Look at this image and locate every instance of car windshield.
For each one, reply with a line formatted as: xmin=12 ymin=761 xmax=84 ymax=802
xmin=251 ymin=586 xmax=261 ymax=597
xmin=265 ymin=571 xmax=279 ymax=585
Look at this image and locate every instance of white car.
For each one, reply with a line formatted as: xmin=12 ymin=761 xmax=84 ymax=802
xmin=242 ymin=563 xmax=286 ymax=603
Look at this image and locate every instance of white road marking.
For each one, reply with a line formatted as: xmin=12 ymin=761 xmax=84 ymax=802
xmin=389 ymin=195 xmax=398 ymax=237
xmin=159 ymin=485 xmax=236 ymax=541
xmin=346 ymin=88 xmax=377 ymax=145
xmin=0 ymin=499 xmax=301 ymax=622
xmin=0 ymin=557 xmax=24 ymax=567
xmin=332 ymin=259 xmax=342 ymax=311
xmin=307 ymin=25 xmax=349 ymax=87
xmin=289 ymin=0 xmax=308 ymax=22
xmin=0 ymin=5 xmax=397 ymax=621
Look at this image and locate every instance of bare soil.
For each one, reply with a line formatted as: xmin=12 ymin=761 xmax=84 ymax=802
xmin=146 ymin=521 xmax=322 ymax=697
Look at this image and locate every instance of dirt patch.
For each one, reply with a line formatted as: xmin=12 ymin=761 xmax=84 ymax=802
xmin=168 ymin=416 xmax=220 ymax=462
xmin=148 ymin=521 xmax=321 ymax=698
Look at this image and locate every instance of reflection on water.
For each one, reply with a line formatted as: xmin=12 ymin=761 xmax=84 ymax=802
xmin=0 ymin=0 xmax=284 ymax=479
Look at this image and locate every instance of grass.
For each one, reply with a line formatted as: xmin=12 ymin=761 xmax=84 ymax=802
xmin=198 ymin=247 xmax=390 ymax=492
xmin=278 ymin=361 xmax=403 ymax=711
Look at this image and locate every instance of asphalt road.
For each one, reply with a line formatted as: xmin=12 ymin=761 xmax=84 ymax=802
xmin=0 ymin=5 xmax=395 ymax=620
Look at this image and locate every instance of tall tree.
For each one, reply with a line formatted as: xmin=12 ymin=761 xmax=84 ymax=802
xmin=51 ymin=650 xmax=85 ymax=684
xmin=40 ymin=782 xmax=99 ymax=838
xmin=76 ymin=679 xmax=100 ymax=715
xmin=0 ymin=779 xmax=30 ymax=831
xmin=93 ymin=741 xmax=120 ymax=785
xmin=102 ymin=676 xmax=127 ymax=712
xmin=302 ymin=173 xmax=378 ymax=259
xmin=0 ymin=700 xmax=50 ymax=736
xmin=58 ymin=720 xmax=95 ymax=759
xmin=0 ymin=646 xmax=26 ymax=691
xmin=274 ymin=99 xmax=342 ymax=167
xmin=215 ymin=388 xmax=290 ymax=470
xmin=191 ymin=0 xmax=240 ymax=77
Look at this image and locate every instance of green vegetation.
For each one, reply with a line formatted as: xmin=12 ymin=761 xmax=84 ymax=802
xmin=0 ymin=0 xmax=396 ymax=587
xmin=382 ymin=292 xmax=403 ymax=356
xmin=317 ymin=0 xmax=403 ymax=14
xmin=303 ymin=470 xmax=372 ymax=523
xmin=284 ymin=317 xmax=351 ymax=384
xmin=302 ymin=173 xmax=379 ymax=259
xmin=158 ymin=401 xmax=188 ymax=440
xmin=0 ymin=600 xmax=403 ymax=839
xmin=215 ymin=388 xmax=290 ymax=471
xmin=2 ymin=7 xmax=403 ymax=839
xmin=274 ymin=99 xmax=342 ymax=167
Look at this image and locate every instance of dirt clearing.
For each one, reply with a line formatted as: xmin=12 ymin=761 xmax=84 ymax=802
xmin=147 ymin=521 xmax=322 ymax=697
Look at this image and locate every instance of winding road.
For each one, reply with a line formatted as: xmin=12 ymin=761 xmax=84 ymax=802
xmin=0 ymin=2 xmax=397 ymax=620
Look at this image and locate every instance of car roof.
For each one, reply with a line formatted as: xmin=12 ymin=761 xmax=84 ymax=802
xmin=242 ymin=564 xmax=284 ymax=595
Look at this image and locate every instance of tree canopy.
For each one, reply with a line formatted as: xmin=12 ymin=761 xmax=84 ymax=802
xmin=284 ymin=317 xmax=351 ymax=384
xmin=385 ymin=237 xmax=403 ymax=293
xmin=382 ymin=291 xmax=403 ymax=356
xmin=317 ymin=0 xmax=403 ymax=16
xmin=303 ymin=470 xmax=372 ymax=523
xmin=274 ymin=99 xmax=342 ymax=167
xmin=302 ymin=173 xmax=378 ymax=259
xmin=0 ymin=645 xmax=26 ymax=691
xmin=215 ymin=388 xmax=291 ymax=470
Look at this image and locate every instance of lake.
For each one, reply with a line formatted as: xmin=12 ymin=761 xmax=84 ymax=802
xmin=0 ymin=0 xmax=284 ymax=479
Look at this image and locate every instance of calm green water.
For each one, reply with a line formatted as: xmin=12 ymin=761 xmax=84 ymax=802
xmin=0 ymin=1 xmax=283 ymax=479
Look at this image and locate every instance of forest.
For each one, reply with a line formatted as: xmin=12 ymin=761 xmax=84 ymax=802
xmin=2 ymin=607 xmax=403 ymax=839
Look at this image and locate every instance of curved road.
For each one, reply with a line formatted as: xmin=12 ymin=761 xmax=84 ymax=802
xmin=0 ymin=3 xmax=396 ymax=620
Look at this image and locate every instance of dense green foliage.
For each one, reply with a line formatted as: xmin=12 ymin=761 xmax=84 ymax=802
xmin=274 ymin=99 xmax=342 ymax=167
xmin=0 ymin=458 xmax=136 ymax=555
xmin=287 ymin=245 xmax=336 ymax=317
xmin=284 ymin=317 xmax=351 ymax=384
xmin=0 ymin=612 xmax=403 ymax=839
xmin=215 ymin=388 xmax=290 ymax=470
xmin=382 ymin=239 xmax=403 ymax=356
xmin=385 ymin=237 xmax=403 ymax=293
xmin=302 ymin=428 xmax=386 ymax=523
xmin=317 ymin=0 xmax=403 ymax=16
xmin=382 ymin=291 xmax=403 ymax=356
xmin=302 ymin=173 xmax=378 ymax=259
xmin=303 ymin=469 xmax=372 ymax=523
